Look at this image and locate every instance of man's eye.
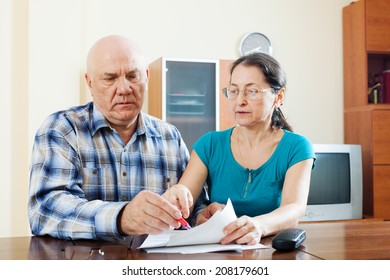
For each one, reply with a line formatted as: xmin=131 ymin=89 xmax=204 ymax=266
xmin=104 ymin=77 xmax=115 ymax=81
xmin=127 ymin=74 xmax=141 ymax=82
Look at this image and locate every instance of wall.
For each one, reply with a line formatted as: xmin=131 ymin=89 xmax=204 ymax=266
xmin=0 ymin=0 xmax=352 ymax=237
xmin=0 ymin=0 xmax=30 ymax=238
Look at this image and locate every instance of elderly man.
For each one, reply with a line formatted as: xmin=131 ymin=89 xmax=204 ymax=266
xmin=28 ymin=35 xmax=206 ymax=241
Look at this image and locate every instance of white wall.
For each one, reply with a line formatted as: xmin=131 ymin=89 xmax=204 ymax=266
xmin=0 ymin=0 xmax=14 ymax=238
xmin=0 ymin=0 xmax=30 ymax=238
xmin=0 ymin=0 xmax=352 ymax=237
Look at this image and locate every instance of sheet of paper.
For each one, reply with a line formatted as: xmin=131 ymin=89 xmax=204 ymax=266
xmin=144 ymin=243 xmax=267 ymax=254
xmin=139 ymin=199 xmax=269 ymax=254
xmin=144 ymin=244 xmax=242 ymax=254
xmin=139 ymin=198 xmax=237 ymax=249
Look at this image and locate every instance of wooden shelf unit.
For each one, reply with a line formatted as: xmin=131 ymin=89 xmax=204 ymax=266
xmin=343 ymin=0 xmax=390 ymax=219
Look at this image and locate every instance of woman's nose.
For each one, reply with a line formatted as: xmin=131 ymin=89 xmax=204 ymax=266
xmin=235 ymin=91 xmax=247 ymax=105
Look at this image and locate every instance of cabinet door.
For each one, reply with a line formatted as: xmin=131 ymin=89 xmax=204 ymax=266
xmin=373 ymin=165 xmax=390 ymax=219
xmin=372 ymin=110 xmax=390 ymax=164
xmin=343 ymin=0 xmax=368 ymax=108
xmin=164 ymin=59 xmax=218 ymax=150
xmin=366 ymin=0 xmax=390 ymax=52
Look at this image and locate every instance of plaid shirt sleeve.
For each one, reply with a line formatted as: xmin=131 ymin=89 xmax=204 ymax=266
xmin=28 ymin=108 xmax=127 ymax=240
xmin=28 ymin=104 xmax=193 ymax=241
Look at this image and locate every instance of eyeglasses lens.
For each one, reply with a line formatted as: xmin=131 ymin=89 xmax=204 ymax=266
xmin=65 ymin=246 xmax=91 ymax=260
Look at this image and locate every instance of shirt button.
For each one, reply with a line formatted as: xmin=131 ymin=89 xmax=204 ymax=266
xmin=122 ymin=172 xmax=127 ymax=177
xmin=92 ymin=169 xmax=98 ymax=174
xmin=121 ymin=196 xmax=127 ymax=201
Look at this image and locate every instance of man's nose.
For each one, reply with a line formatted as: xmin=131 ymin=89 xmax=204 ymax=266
xmin=117 ymin=77 xmax=132 ymax=95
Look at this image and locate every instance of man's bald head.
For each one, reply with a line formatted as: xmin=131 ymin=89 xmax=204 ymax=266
xmin=86 ymin=35 xmax=147 ymax=77
xmin=83 ymin=35 xmax=149 ymax=133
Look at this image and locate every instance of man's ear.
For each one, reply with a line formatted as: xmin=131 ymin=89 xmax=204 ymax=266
xmin=85 ymin=73 xmax=92 ymax=90
xmin=145 ymin=68 xmax=150 ymax=80
xmin=85 ymin=73 xmax=94 ymax=97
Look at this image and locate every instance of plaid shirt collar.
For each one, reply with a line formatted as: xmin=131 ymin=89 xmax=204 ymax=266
xmin=90 ymin=103 xmax=161 ymax=138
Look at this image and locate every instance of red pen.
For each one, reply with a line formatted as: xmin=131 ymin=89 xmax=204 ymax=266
xmin=177 ymin=218 xmax=191 ymax=230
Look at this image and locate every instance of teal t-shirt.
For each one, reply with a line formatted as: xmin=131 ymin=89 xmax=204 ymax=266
xmin=193 ymin=127 xmax=315 ymax=217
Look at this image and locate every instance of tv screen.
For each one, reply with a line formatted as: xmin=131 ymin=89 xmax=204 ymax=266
xmin=308 ymin=153 xmax=351 ymax=205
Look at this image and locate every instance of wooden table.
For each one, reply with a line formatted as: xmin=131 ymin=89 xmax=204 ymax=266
xmin=1 ymin=221 xmax=389 ymax=260
xmin=298 ymin=221 xmax=390 ymax=260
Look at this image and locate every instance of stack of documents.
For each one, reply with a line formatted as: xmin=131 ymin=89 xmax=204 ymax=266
xmin=139 ymin=199 xmax=267 ymax=254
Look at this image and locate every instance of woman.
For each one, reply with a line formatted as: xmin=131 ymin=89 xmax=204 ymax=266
xmin=163 ymin=52 xmax=315 ymax=245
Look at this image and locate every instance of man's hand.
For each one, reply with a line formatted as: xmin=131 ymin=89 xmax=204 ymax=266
xmin=195 ymin=202 xmax=225 ymax=225
xmin=118 ymin=190 xmax=182 ymax=236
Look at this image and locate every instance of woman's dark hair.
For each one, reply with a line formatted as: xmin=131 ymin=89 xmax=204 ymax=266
xmin=230 ymin=52 xmax=293 ymax=132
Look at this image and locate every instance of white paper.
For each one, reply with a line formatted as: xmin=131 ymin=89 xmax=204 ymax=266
xmin=139 ymin=199 xmax=268 ymax=254
xmin=145 ymin=244 xmax=242 ymax=254
xmin=144 ymin=243 xmax=267 ymax=254
xmin=140 ymin=199 xmax=236 ymax=249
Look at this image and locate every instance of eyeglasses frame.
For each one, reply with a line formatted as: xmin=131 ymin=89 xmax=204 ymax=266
xmin=222 ymin=86 xmax=279 ymax=100
xmin=60 ymin=237 xmax=129 ymax=260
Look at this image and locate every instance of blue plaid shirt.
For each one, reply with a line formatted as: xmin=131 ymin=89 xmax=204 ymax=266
xmin=28 ymin=102 xmax=193 ymax=241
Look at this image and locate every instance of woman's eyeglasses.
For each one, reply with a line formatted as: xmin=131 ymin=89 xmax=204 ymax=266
xmin=222 ymin=86 xmax=277 ymax=100
xmin=60 ymin=237 xmax=129 ymax=260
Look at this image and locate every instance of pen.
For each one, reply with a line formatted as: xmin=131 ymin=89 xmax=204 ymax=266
xmin=177 ymin=217 xmax=191 ymax=230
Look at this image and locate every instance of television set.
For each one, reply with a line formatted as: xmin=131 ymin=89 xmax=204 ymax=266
xmin=300 ymin=144 xmax=363 ymax=222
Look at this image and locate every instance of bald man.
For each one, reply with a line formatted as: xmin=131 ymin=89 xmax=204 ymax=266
xmin=28 ymin=35 xmax=206 ymax=241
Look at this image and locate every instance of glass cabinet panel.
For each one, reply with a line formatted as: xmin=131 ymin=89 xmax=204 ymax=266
xmin=163 ymin=59 xmax=219 ymax=150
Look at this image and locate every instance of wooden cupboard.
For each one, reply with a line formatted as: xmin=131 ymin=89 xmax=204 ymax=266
xmin=343 ymin=0 xmax=390 ymax=219
xmin=148 ymin=57 xmax=235 ymax=150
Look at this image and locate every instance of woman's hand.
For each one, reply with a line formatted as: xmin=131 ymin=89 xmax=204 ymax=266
xmin=162 ymin=184 xmax=193 ymax=218
xmin=221 ymin=216 xmax=263 ymax=245
xmin=195 ymin=202 xmax=225 ymax=225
